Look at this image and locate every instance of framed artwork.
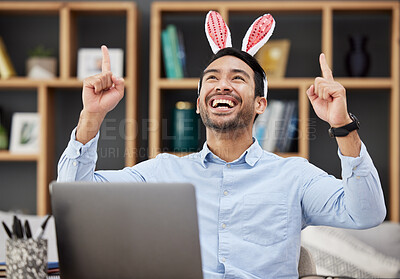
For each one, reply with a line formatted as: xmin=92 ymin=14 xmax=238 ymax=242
xmin=10 ymin=113 xmax=40 ymax=153
xmin=256 ymin=39 xmax=291 ymax=79
xmin=77 ymin=48 xmax=124 ymax=79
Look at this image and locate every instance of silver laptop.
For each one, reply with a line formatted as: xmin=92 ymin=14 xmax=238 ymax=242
xmin=50 ymin=182 xmax=203 ymax=279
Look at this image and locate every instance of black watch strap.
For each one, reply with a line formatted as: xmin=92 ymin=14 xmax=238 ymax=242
xmin=328 ymin=113 xmax=360 ymax=138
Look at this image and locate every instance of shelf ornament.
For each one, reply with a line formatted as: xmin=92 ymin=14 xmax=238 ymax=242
xmin=204 ymin=11 xmax=275 ymax=97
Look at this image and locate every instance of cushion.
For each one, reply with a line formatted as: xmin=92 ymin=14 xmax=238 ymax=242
xmin=301 ymin=224 xmax=400 ymax=278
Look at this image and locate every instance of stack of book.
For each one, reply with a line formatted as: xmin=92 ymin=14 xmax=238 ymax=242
xmin=0 ymin=262 xmax=59 ymax=278
xmin=161 ymin=24 xmax=186 ymax=78
xmin=0 ymin=262 xmax=5 ymax=278
xmin=0 ymin=37 xmax=16 ymax=79
xmin=253 ymin=100 xmax=298 ymax=153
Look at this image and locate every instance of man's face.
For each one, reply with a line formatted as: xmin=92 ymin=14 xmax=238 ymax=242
xmin=197 ymin=55 xmax=259 ymax=133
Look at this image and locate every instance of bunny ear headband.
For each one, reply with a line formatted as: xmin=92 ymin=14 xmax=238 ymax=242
xmin=201 ymin=11 xmax=275 ymax=97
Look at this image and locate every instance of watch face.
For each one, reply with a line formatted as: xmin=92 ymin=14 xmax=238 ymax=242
xmin=349 ymin=113 xmax=360 ymax=128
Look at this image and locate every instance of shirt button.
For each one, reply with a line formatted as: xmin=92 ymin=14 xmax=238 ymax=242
xmin=221 ymin=223 xmax=226 ymax=229
xmin=221 ymin=257 xmax=226 ymax=262
xmin=223 ymin=190 xmax=229 ymax=196
xmin=226 ymin=164 xmax=231 ymax=168
xmin=73 ymin=161 xmax=77 ymax=167
xmin=353 ymin=166 xmax=357 ymax=171
xmin=356 ymin=176 xmax=360 ymax=179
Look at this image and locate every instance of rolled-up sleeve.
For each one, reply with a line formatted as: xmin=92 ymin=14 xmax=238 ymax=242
xmin=57 ymin=128 xmax=154 ymax=183
xmin=57 ymin=128 xmax=100 ymax=182
xmin=302 ymin=142 xmax=386 ymax=229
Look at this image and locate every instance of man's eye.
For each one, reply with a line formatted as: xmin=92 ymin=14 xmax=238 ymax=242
xmin=233 ymin=76 xmax=245 ymax=81
xmin=206 ymin=75 xmax=217 ymax=80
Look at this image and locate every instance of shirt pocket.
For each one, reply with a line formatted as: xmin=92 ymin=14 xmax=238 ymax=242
xmin=242 ymin=192 xmax=288 ymax=246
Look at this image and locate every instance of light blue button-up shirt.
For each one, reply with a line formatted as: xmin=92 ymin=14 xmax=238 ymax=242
xmin=58 ymin=129 xmax=386 ymax=278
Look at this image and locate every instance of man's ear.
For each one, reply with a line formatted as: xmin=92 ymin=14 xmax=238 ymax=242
xmin=196 ymin=97 xmax=200 ymax=114
xmin=255 ymin=96 xmax=267 ymax=115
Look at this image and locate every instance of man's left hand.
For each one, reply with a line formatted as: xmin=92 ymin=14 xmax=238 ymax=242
xmin=306 ymin=53 xmax=352 ymax=128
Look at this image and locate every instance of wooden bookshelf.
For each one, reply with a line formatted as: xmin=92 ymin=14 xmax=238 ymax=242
xmin=149 ymin=1 xmax=399 ymax=221
xmin=0 ymin=151 xmax=38 ymax=161
xmin=0 ymin=2 xmax=138 ymax=215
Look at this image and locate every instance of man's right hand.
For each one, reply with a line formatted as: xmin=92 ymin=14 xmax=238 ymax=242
xmin=82 ymin=45 xmax=124 ymax=115
xmin=76 ymin=45 xmax=125 ymax=144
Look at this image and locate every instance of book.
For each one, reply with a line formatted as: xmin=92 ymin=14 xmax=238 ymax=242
xmin=262 ymin=100 xmax=285 ymax=152
xmin=177 ymin=29 xmax=187 ymax=77
xmin=253 ymin=101 xmax=272 ymax=147
xmin=275 ymin=101 xmax=296 ymax=153
xmin=165 ymin=24 xmax=183 ymax=78
xmin=282 ymin=104 xmax=299 ymax=152
xmin=0 ymin=262 xmax=59 ymax=277
xmin=254 ymin=100 xmax=299 ymax=153
xmin=0 ymin=262 xmax=5 ymax=277
xmin=172 ymin=101 xmax=198 ymax=152
xmin=161 ymin=29 xmax=176 ymax=78
xmin=0 ymin=37 xmax=16 ymax=79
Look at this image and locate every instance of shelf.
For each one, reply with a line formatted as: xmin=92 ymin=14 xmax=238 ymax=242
xmin=0 ymin=2 xmax=62 ymax=13
xmin=1 ymin=77 xmax=390 ymax=91
xmin=157 ymin=77 xmax=393 ymax=90
xmin=0 ymin=151 xmax=38 ymax=161
xmin=0 ymin=77 xmax=132 ymax=89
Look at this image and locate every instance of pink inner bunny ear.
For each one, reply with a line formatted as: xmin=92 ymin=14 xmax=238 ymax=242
xmin=242 ymin=14 xmax=275 ymax=56
xmin=205 ymin=11 xmax=232 ymax=54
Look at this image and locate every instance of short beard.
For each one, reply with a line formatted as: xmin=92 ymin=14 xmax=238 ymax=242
xmin=198 ymin=102 xmax=254 ymax=133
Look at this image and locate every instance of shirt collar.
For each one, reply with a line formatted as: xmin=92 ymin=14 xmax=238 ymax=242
xmin=199 ymin=138 xmax=263 ymax=168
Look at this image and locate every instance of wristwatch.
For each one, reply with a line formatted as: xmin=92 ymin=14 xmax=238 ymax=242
xmin=328 ymin=113 xmax=360 ymax=138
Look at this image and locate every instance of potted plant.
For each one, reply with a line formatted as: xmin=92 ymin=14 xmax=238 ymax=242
xmin=26 ymin=45 xmax=57 ymax=79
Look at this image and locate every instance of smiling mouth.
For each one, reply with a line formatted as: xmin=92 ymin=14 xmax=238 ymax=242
xmin=211 ymin=99 xmax=235 ymax=108
xmin=208 ymin=95 xmax=240 ymax=110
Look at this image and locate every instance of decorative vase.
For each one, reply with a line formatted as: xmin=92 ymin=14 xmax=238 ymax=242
xmin=26 ymin=57 xmax=57 ymax=79
xmin=346 ymin=34 xmax=370 ymax=77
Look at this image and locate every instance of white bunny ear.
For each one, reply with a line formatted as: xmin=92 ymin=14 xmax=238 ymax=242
xmin=241 ymin=14 xmax=275 ymax=56
xmin=205 ymin=11 xmax=232 ymax=54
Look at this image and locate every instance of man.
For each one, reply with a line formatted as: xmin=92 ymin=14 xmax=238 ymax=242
xmin=58 ymin=43 xmax=385 ymax=278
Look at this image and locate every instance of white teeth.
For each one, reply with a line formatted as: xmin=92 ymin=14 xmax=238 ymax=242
xmin=212 ymin=99 xmax=235 ymax=108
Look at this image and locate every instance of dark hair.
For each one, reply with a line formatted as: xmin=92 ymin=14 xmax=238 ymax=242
xmin=198 ymin=47 xmax=266 ymax=98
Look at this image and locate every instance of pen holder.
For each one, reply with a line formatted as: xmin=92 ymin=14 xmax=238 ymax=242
xmin=6 ymin=238 xmax=47 ymax=279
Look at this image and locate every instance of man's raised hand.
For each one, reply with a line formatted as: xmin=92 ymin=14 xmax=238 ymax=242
xmin=77 ymin=45 xmax=124 ymax=144
xmin=82 ymin=45 xmax=125 ymax=116
xmin=306 ymin=53 xmax=352 ymax=128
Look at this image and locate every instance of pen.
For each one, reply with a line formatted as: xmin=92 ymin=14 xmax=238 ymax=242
xmin=34 ymin=215 xmax=51 ymax=240
xmin=2 ymin=221 xmax=12 ymax=239
xmin=17 ymin=217 xmax=24 ymax=239
xmin=13 ymin=215 xmax=23 ymax=239
xmin=24 ymin=220 xmax=32 ymax=239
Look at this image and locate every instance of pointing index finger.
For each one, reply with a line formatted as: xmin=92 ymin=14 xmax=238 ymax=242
xmin=319 ymin=53 xmax=333 ymax=81
xmin=101 ymin=45 xmax=111 ymax=73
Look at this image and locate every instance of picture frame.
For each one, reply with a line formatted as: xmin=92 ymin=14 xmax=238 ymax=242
xmin=10 ymin=112 xmax=40 ymax=153
xmin=256 ymin=39 xmax=291 ymax=79
xmin=77 ymin=48 xmax=124 ymax=79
